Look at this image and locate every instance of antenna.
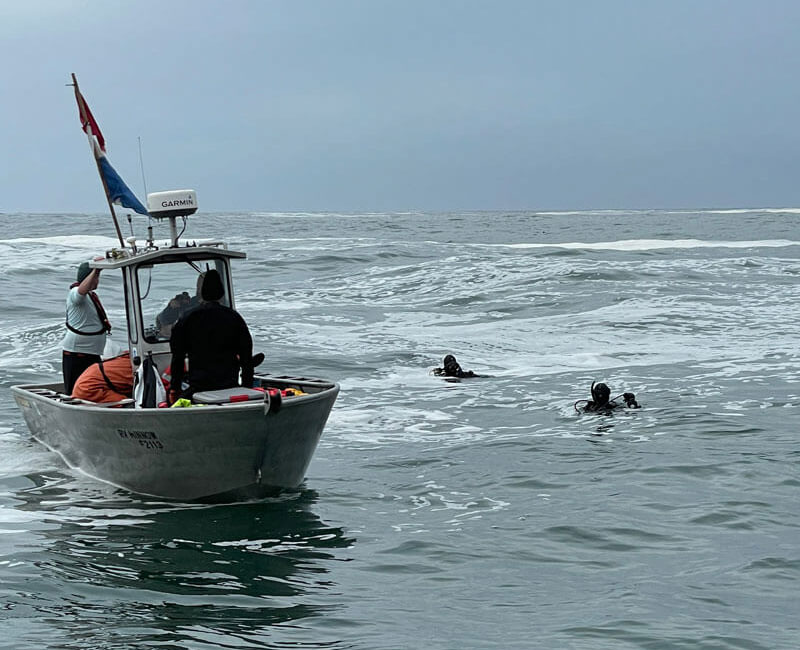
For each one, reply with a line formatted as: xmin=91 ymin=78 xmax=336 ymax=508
xmin=126 ymin=213 xmax=138 ymax=253
xmin=137 ymin=136 xmax=148 ymax=197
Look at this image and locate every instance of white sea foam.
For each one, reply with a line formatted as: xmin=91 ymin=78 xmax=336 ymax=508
xmin=690 ymin=207 xmax=800 ymax=215
xmin=493 ymin=238 xmax=799 ymax=251
xmin=534 ymin=207 xmax=800 ymax=216
xmin=534 ymin=209 xmax=651 ymax=216
xmin=0 ymin=235 xmax=121 ymax=248
xmin=246 ymin=211 xmax=423 ymax=219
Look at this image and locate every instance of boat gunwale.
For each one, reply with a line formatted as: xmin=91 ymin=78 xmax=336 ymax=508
xmin=11 ymin=377 xmax=339 ymax=414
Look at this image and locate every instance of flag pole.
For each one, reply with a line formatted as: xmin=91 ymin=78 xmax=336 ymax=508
xmin=71 ymin=73 xmax=126 ymax=249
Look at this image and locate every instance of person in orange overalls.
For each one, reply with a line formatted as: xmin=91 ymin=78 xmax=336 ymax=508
xmin=71 ymin=352 xmax=134 ymax=404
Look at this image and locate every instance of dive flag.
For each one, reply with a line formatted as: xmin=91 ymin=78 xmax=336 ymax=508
xmin=97 ymin=150 xmax=149 ymax=216
xmin=71 ymin=74 xmax=149 ymax=217
xmin=75 ymin=89 xmax=106 ymax=153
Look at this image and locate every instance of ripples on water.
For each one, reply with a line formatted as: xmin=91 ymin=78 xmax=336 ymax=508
xmin=0 ymin=210 xmax=798 ymax=648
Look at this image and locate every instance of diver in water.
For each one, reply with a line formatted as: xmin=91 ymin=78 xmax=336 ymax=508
xmin=575 ymin=381 xmax=640 ymax=413
xmin=432 ymin=354 xmax=480 ymax=379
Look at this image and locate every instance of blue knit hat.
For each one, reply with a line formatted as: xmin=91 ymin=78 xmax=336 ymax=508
xmin=76 ymin=262 xmax=92 ymax=283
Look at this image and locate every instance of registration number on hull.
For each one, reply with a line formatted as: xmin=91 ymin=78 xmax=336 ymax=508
xmin=117 ymin=428 xmax=164 ymax=450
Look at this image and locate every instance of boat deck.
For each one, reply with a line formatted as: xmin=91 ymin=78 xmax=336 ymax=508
xmin=15 ymin=374 xmax=335 ymax=409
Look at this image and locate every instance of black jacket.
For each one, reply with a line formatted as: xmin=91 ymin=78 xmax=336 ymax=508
xmin=169 ymin=301 xmax=254 ymax=394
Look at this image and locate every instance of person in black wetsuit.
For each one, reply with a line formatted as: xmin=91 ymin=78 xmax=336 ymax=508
xmin=575 ymin=381 xmax=640 ymax=413
xmin=432 ymin=354 xmax=480 ymax=378
xmin=168 ymin=270 xmax=254 ymax=402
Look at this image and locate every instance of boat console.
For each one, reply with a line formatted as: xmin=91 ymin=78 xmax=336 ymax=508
xmin=88 ymin=189 xmax=247 ymax=377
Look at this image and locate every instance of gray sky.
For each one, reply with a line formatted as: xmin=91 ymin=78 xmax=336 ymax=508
xmin=2 ymin=0 xmax=800 ymax=212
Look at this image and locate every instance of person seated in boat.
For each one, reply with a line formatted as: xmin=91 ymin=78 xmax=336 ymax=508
xmin=156 ymin=272 xmax=206 ymax=337
xmin=575 ymin=381 xmax=640 ymax=413
xmin=62 ymin=260 xmax=112 ymax=394
xmin=71 ymin=351 xmax=134 ymax=404
xmin=432 ymin=354 xmax=481 ymax=378
xmin=168 ymin=269 xmax=254 ymax=402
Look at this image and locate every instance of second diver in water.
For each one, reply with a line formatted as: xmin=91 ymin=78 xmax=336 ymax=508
xmin=575 ymin=381 xmax=640 ymax=413
xmin=432 ymin=354 xmax=481 ymax=379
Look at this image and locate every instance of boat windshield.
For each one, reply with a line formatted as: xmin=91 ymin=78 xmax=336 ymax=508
xmin=137 ymin=259 xmax=231 ymax=343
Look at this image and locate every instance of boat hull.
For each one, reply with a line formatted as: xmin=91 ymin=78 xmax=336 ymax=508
xmin=11 ymin=376 xmax=338 ymax=500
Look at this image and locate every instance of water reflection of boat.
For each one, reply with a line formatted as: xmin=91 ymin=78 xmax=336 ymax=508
xmin=10 ymin=76 xmax=339 ymax=500
xmin=7 ymin=476 xmax=354 ymax=641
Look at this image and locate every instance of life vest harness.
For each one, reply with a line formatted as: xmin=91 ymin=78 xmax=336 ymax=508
xmin=65 ymin=283 xmax=112 ymax=336
xmin=96 ymin=354 xmax=128 ymax=395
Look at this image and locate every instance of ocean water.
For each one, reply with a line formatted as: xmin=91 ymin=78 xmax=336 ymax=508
xmin=0 ymin=209 xmax=798 ymax=649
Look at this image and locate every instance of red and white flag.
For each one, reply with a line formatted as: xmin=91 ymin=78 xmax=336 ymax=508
xmin=70 ymin=74 xmax=148 ymax=215
xmin=74 ymin=87 xmax=106 ymax=153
